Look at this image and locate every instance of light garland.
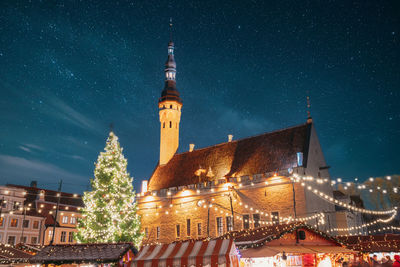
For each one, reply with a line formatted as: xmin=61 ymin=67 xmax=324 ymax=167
xmin=296 ymin=178 xmax=397 ymax=215
xmin=293 ymin=174 xmax=399 ymax=194
xmin=139 ymin=174 xmax=397 ymax=218
xmin=327 ymin=210 xmax=398 ymax=233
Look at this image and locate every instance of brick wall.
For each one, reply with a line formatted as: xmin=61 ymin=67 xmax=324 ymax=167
xmin=138 ymin=178 xmax=309 ymax=244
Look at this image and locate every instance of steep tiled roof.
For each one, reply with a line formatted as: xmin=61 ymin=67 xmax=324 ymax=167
xmin=30 ymin=243 xmax=137 ymax=264
xmin=149 ymin=123 xmax=311 ymax=190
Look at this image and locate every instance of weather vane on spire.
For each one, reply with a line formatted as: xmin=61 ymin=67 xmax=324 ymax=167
xmin=306 ymin=91 xmax=313 ymax=123
xmin=169 ymin=17 xmax=173 ymax=42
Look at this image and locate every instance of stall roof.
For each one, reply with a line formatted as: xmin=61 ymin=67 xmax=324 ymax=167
xmin=337 ymin=234 xmax=400 ymax=253
xmin=30 ymin=243 xmax=137 ymax=265
xmin=217 ymin=223 xmax=343 ymax=248
xmin=133 ymin=239 xmax=239 ymax=267
xmin=0 ymin=244 xmax=34 ymax=265
xmin=240 ymin=245 xmax=354 ymax=258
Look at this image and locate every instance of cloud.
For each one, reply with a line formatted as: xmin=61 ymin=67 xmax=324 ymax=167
xmin=68 ymin=155 xmax=86 ymax=161
xmin=44 ymin=96 xmax=102 ymax=134
xmin=24 ymin=143 xmax=45 ymax=151
xmin=19 ymin=146 xmax=32 ymax=153
xmin=0 ymin=154 xmax=88 ymax=185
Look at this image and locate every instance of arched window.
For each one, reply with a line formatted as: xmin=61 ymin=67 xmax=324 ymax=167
xmin=170 ymin=105 xmax=173 ymax=109
xmin=170 ymin=121 xmax=172 ymax=128
xmin=163 ymin=122 xmax=165 ymax=128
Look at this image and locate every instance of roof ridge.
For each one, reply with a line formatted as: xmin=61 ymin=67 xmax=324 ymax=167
xmin=175 ymin=122 xmax=309 ymax=156
xmin=6 ymin=184 xmax=81 ymax=197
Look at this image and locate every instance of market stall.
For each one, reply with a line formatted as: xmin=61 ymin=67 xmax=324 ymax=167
xmin=0 ymin=243 xmax=34 ymax=267
xmin=132 ymin=239 xmax=240 ymax=267
xmin=29 ymin=243 xmax=137 ymax=267
xmin=218 ymin=223 xmax=356 ymax=267
xmin=338 ymin=234 xmax=400 ymax=264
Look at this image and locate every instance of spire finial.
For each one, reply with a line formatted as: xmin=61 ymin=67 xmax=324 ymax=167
xmin=109 ymin=122 xmax=114 ymax=132
xmin=306 ymin=91 xmax=313 ymax=123
xmin=169 ymin=17 xmax=173 ymax=42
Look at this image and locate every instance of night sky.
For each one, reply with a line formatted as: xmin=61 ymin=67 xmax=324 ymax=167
xmin=1 ymin=0 xmax=399 ymax=194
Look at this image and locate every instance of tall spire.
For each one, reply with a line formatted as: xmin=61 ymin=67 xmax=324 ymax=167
xmin=158 ymin=20 xmax=183 ymax=166
xmin=159 ymin=18 xmax=181 ymax=103
xmin=306 ymin=92 xmax=313 ymax=123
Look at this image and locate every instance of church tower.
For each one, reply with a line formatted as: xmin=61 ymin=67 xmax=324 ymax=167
xmin=158 ymin=35 xmax=182 ymax=165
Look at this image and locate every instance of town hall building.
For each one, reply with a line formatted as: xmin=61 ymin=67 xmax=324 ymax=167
xmin=136 ymin=38 xmax=337 ymax=245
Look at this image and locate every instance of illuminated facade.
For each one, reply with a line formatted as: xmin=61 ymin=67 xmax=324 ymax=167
xmin=0 ymin=186 xmax=45 ymax=245
xmin=136 ymin=39 xmax=339 ymax=244
xmin=7 ymin=183 xmax=83 ymax=245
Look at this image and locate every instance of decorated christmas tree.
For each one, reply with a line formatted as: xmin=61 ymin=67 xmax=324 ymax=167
xmin=76 ymin=131 xmax=143 ymax=245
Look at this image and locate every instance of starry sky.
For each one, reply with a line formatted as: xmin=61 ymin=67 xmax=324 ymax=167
xmin=0 ymin=0 xmax=399 ymax=194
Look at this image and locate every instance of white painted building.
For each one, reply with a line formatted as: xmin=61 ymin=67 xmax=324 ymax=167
xmin=0 ymin=186 xmax=45 ymax=245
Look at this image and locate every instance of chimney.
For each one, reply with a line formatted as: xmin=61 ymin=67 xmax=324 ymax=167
xmin=189 ymin=144 xmax=195 ymax=152
xmin=141 ymin=180 xmax=148 ymax=193
xmin=228 ymin=134 xmax=233 ymax=142
xmin=30 ymin=181 xmax=37 ymax=188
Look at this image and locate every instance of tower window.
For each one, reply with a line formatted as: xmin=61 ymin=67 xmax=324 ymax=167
xmin=163 ymin=122 xmax=165 ymax=128
xmin=170 ymin=121 xmax=172 ymax=128
xmin=170 ymin=105 xmax=173 ymax=109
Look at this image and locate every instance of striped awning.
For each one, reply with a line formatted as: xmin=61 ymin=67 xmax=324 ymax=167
xmin=133 ymin=239 xmax=239 ymax=267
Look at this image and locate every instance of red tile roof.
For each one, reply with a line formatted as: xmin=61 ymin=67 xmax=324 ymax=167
xmin=149 ymin=123 xmax=311 ymax=190
xmin=30 ymin=243 xmax=137 ymax=264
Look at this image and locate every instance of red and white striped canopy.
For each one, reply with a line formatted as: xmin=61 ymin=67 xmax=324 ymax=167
xmin=132 ymin=239 xmax=239 ymax=267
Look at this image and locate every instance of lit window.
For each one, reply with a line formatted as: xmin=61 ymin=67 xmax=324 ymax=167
xmin=226 ymin=216 xmax=233 ymax=232
xmin=0 ymin=217 xmax=4 ymax=227
xmin=253 ymin=214 xmax=260 ymax=228
xmin=271 ymin=211 xmax=279 ymax=224
xmin=68 ymin=232 xmax=74 ymax=243
xmin=176 ymin=224 xmax=180 ymax=238
xmin=186 ymin=219 xmax=191 ymax=237
xmin=10 ymin=219 xmax=18 ymax=227
xmin=48 ymin=230 xmax=53 ymax=241
xmin=243 ymin=215 xmax=250 ymax=229
xmin=197 ymin=223 xmax=202 ymax=237
xmin=60 ymin=231 xmax=66 ymax=242
xmin=70 ymin=217 xmax=76 ymax=224
xmin=7 ymin=236 xmax=16 ymax=245
xmin=216 ymin=217 xmax=223 ymax=236
xmin=62 ymin=216 xmax=68 ymax=224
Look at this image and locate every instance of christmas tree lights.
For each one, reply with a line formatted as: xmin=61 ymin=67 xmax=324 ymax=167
xmin=76 ymin=131 xmax=143 ymax=245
